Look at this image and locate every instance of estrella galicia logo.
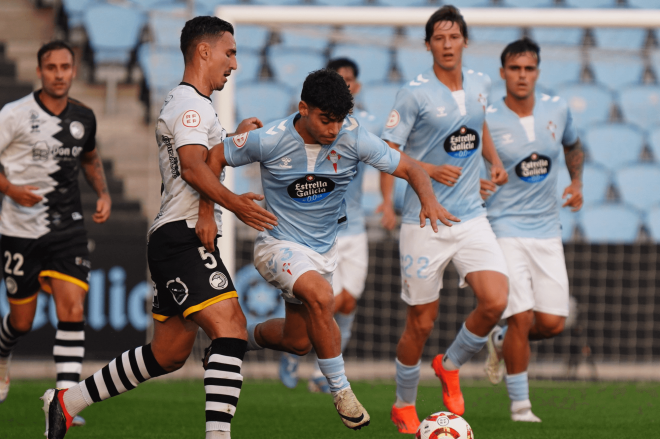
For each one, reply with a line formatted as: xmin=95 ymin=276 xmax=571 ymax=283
xmin=444 ymin=126 xmax=480 ymax=158
xmin=287 ymin=174 xmax=335 ymax=203
xmin=516 ymin=152 xmax=552 ymax=183
xmin=235 ymin=265 xmax=284 ymax=327
xmin=166 ymin=277 xmax=188 ymax=305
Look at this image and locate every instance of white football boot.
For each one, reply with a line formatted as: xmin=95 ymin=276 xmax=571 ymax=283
xmin=333 ymin=387 xmax=370 ymax=430
xmin=485 ymin=325 xmax=505 ymax=385
xmin=511 ymin=400 xmax=542 ymax=423
xmin=0 ymin=354 xmax=11 ymax=403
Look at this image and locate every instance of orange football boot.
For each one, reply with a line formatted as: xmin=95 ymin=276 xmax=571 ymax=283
xmin=431 ymin=354 xmax=465 ymax=415
xmin=390 ymin=404 xmax=420 ymax=434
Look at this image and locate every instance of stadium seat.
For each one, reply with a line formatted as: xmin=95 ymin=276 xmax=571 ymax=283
xmin=62 ymin=0 xmax=97 ymax=28
xmin=342 ymin=26 xmax=397 ymax=44
xmin=397 ymin=48 xmax=431 ymax=81
xmin=404 ymin=25 xmax=426 ymax=44
xmin=234 ymin=52 xmax=261 ymax=84
xmin=558 ymin=208 xmax=577 ymax=242
xmin=583 ymin=124 xmax=644 ymax=171
xmin=129 ymin=0 xmax=177 ymax=9
xmin=314 ymin=0 xmax=365 ymax=5
xmin=469 ymin=27 xmax=522 ymax=45
xmin=528 ymin=27 xmax=584 ymax=47
xmin=580 ymin=204 xmax=641 ymax=243
xmin=331 ymin=45 xmax=391 ymax=83
xmin=591 ymin=58 xmax=645 ymax=90
xmin=645 ymin=205 xmax=660 ymax=242
xmin=557 ymin=163 xmax=610 ymax=205
xmin=279 ymin=26 xmax=331 ymax=52
xmin=503 ymin=0 xmax=553 ymax=7
xmin=268 ymin=48 xmax=325 ymax=90
xmin=648 ymin=127 xmax=660 ymax=161
xmin=614 ymin=164 xmax=660 ymax=212
xmin=149 ymin=14 xmax=185 ymax=49
xmin=138 ymin=46 xmax=184 ymax=109
xmin=236 ymin=82 xmax=293 ymax=125
xmin=451 ymin=0 xmax=493 ymax=6
xmin=361 ymin=83 xmax=401 ymax=128
xmin=563 ymin=0 xmax=617 ymax=7
xmin=377 ymin=0 xmax=427 ymax=6
xmin=627 ymin=0 xmax=660 ymax=7
xmin=592 ymin=28 xmax=648 ymax=50
xmin=619 ymin=85 xmax=660 ymax=130
xmin=462 ymin=53 xmax=500 ymax=82
xmin=555 ymin=83 xmax=613 ymax=129
xmin=537 ymin=59 xmax=582 ymax=91
xmin=234 ymin=25 xmax=270 ymax=53
xmin=83 ymin=3 xmax=146 ymax=65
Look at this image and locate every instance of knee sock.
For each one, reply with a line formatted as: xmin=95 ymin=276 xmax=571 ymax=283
xmin=443 ymin=323 xmax=489 ymax=371
xmin=0 ymin=314 xmax=24 ymax=363
xmin=54 ymin=321 xmax=85 ymax=389
xmin=63 ymin=344 xmax=167 ymax=417
xmin=204 ymin=338 xmax=247 ymax=434
xmin=505 ymin=371 xmax=530 ymax=411
xmin=317 ymin=354 xmax=350 ymax=395
xmin=335 ymin=311 xmax=355 ymax=353
xmin=395 ymin=358 xmax=421 ymax=407
xmin=246 ymin=323 xmax=262 ymax=351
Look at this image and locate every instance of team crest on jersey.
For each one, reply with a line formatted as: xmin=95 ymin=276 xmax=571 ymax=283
xmin=478 ymin=93 xmax=487 ymax=110
xmin=547 ymin=120 xmax=557 ymax=140
xmin=5 ymin=276 xmax=17 ymax=295
xmin=209 ymin=271 xmax=229 ymax=290
xmin=70 ymin=121 xmax=85 ymax=139
xmin=444 ymin=126 xmax=480 ymax=159
xmin=287 ymin=174 xmax=335 ymax=203
xmin=233 ymin=132 xmax=249 ymax=148
xmin=327 ymin=150 xmax=341 ymax=173
xmin=386 ymin=110 xmax=400 ymax=128
xmin=516 ymin=152 xmax=551 ymax=183
xmin=166 ymin=277 xmax=189 ymax=305
xmin=32 ymin=141 xmax=49 ymax=162
xmin=182 ymin=110 xmax=201 ymax=127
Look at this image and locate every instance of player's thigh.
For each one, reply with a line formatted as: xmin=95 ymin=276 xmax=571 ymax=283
xmin=399 ymin=223 xmax=452 ymax=306
xmin=151 ymin=314 xmax=199 ymax=370
xmin=50 ymin=278 xmax=87 ymax=321
xmin=40 ymin=230 xmax=91 ymax=294
xmin=528 ymin=237 xmax=570 ymax=318
xmin=1 ymin=235 xmax=42 ymax=307
xmin=191 ymin=297 xmax=247 ymax=340
xmin=333 ymin=232 xmax=368 ymax=300
xmin=497 ymin=238 xmax=535 ymax=320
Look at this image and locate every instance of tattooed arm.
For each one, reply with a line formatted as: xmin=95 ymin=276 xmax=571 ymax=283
xmin=562 ymin=138 xmax=584 ymax=212
xmin=81 ymin=149 xmax=112 ymax=223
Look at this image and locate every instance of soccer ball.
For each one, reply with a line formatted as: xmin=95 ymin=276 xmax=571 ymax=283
xmin=416 ymin=411 xmax=474 ymax=439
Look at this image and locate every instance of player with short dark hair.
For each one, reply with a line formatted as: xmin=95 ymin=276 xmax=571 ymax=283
xmin=40 ymin=16 xmax=276 ymax=439
xmin=481 ymin=37 xmax=584 ymax=423
xmin=0 ymin=40 xmax=110 ymax=430
xmin=195 ymin=68 xmax=458 ymax=430
xmin=380 ymin=5 xmax=510 ymax=433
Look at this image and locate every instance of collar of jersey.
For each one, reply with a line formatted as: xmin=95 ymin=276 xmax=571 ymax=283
xmin=289 ymin=112 xmax=340 ymax=148
xmin=33 ymin=90 xmax=69 ymax=117
xmin=426 ymin=67 xmax=467 ymax=93
xmin=499 ymin=93 xmax=540 ymax=119
xmin=179 ymin=82 xmax=212 ymax=102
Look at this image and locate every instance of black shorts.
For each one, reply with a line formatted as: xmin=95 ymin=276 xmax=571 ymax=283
xmin=1 ymin=229 xmax=91 ymax=304
xmin=148 ymin=220 xmax=237 ymax=321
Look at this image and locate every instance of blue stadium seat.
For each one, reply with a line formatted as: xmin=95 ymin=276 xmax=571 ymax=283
xmin=234 ymin=25 xmax=269 ymax=53
xmin=279 ymin=26 xmax=331 ymax=52
xmin=191 ymin=0 xmax=240 ymax=15
xmin=583 ymin=124 xmax=644 ymax=171
xmin=537 ymin=59 xmax=582 ymax=91
xmin=234 ymin=52 xmax=261 ymax=84
xmin=614 ymin=164 xmax=660 ymax=212
xmin=592 ymin=28 xmax=648 ymax=50
xmin=149 ymin=14 xmax=185 ymax=49
xmin=404 ymin=25 xmax=426 ymax=44
xmin=83 ymin=4 xmax=146 ymax=65
xmin=452 ymin=0 xmax=493 ymax=6
xmin=558 ymin=208 xmax=577 ymax=242
xmin=645 ymin=205 xmax=660 ymax=242
xmin=469 ymin=27 xmax=522 ymax=45
xmin=361 ymin=83 xmax=401 ymax=128
xmin=648 ymin=127 xmax=660 ymax=161
xmin=63 ymin=0 xmax=97 ymax=28
xmin=331 ymin=45 xmax=391 ymax=83
xmin=377 ymin=0 xmax=427 ymax=6
xmin=314 ymin=0 xmax=365 ymax=5
xmin=555 ymin=83 xmax=613 ymax=129
xmin=129 ymin=0 xmax=177 ymax=9
xmin=557 ymin=163 xmax=611 ymax=205
xmin=342 ymin=26 xmax=397 ymax=44
xmin=580 ymin=204 xmax=641 ymax=243
xmin=251 ymin=0 xmax=304 ymax=4
xmin=619 ymin=85 xmax=660 ymax=130
xmin=528 ymin=27 xmax=584 ymax=47
xmin=563 ymin=0 xmax=617 ymax=7
xmin=462 ymin=53 xmax=500 ymax=82
xmin=236 ymin=83 xmax=293 ymax=125
xmin=591 ymin=58 xmax=645 ymax=90
xmin=138 ymin=46 xmax=184 ymax=109
xmin=503 ymin=0 xmax=553 ymax=7
xmin=627 ymin=0 xmax=660 ymax=7
xmin=269 ymin=48 xmax=325 ymax=90
xmin=396 ymin=48 xmax=430 ymax=81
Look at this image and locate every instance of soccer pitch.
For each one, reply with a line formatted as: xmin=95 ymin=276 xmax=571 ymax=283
xmin=2 ymin=379 xmax=658 ymax=438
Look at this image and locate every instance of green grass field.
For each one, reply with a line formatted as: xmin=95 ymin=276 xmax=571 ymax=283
xmin=2 ymin=379 xmax=658 ymax=438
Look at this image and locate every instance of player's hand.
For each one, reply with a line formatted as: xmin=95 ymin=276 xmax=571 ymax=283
xmin=6 ymin=184 xmax=43 ymax=207
xmin=491 ymin=163 xmax=508 ymax=185
xmin=429 ymin=165 xmax=462 ymax=187
xmin=229 ymin=192 xmax=278 ymax=232
xmin=92 ymin=194 xmax=111 ymax=223
xmin=562 ymin=181 xmax=583 ymax=212
xmin=375 ymin=201 xmax=397 ymax=231
xmin=480 ymin=178 xmax=497 ymax=200
xmin=419 ymin=197 xmax=460 ymax=231
xmin=196 ymin=212 xmax=218 ymax=252
xmin=234 ymin=117 xmax=263 ymax=135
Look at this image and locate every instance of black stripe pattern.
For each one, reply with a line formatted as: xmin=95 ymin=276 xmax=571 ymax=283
xmin=0 ymin=314 xmax=23 ymax=358
xmin=53 ymin=321 xmax=85 ymax=388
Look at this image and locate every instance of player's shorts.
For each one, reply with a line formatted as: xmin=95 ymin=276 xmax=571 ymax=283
xmin=498 ymin=237 xmax=570 ymax=319
xmin=332 ymin=232 xmax=368 ymax=299
xmin=399 ymin=215 xmax=508 ymax=306
xmin=253 ymin=232 xmax=337 ymax=305
xmin=0 ymin=229 xmax=91 ymax=305
xmin=148 ymin=220 xmax=237 ymax=321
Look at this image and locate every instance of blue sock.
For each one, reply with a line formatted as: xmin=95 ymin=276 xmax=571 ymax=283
xmin=395 ymin=358 xmax=420 ymax=406
xmin=317 ymin=354 xmax=350 ymax=394
xmin=246 ymin=323 xmax=262 ymax=351
xmin=335 ymin=312 xmax=355 ymax=353
xmin=444 ymin=323 xmax=488 ymax=370
xmin=505 ymin=371 xmax=529 ymax=402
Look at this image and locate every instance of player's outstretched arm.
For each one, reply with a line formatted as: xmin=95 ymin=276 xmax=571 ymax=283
xmin=562 ymin=138 xmax=584 ymax=212
xmin=0 ymin=172 xmax=43 ymax=207
xmin=81 ymin=149 xmax=112 ymax=223
xmin=391 ymin=154 xmax=460 ymax=232
xmin=481 ymin=122 xmax=508 ymax=185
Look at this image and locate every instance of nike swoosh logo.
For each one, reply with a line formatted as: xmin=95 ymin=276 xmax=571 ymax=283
xmin=340 ymin=413 xmax=365 ymax=423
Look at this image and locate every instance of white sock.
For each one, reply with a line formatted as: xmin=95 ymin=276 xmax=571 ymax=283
xmin=206 ymin=431 xmax=230 ymax=439
xmin=511 ymin=399 xmax=532 ymax=413
xmin=394 ymin=397 xmax=415 ymax=408
xmin=62 ymin=385 xmax=91 ymax=417
xmin=442 ymin=355 xmax=459 ymax=371
xmin=246 ymin=323 xmax=263 ymax=351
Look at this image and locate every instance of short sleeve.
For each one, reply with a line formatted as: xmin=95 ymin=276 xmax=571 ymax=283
xmin=380 ymin=87 xmax=419 ymax=146
xmin=83 ymin=112 xmax=97 ymax=152
xmin=358 ymin=129 xmax=401 ymax=174
xmin=223 ymin=129 xmax=262 ymax=168
xmin=0 ymin=105 xmax=16 ymax=155
xmin=562 ymin=106 xmax=579 ymax=146
xmin=172 ymin=99 xmax=217 ymax=150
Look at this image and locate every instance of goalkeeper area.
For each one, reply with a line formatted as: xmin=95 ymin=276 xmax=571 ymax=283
xmin=4 ymin=379 xmax=659 ymax=438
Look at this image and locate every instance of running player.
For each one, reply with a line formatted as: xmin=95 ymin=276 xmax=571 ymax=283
xmin=0 ymin=41 xmax=111 ymax=430
xmin=481 ymin=38 xmax=583 ymax=422
xmin=196 ymin=68 xmax=459 ymax=430
xmin=278 ymin=57 xmax=381 ymax=394
xmin=379 ymin=6 xmax=510 ymax=433
xmin=41 ymin=16 xmax=276 ymax=439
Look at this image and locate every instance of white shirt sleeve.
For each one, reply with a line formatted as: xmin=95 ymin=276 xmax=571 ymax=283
xmin=171 ymin=98 xmax=217 ymax=150
xmin=0 ymin=105 xmax=16 ymax=155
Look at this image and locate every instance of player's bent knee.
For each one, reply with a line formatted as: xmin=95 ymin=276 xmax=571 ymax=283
xmin=10 ymin=319 xmax=33 ymax=334
xmin=538 ymin=320 xmax=565 ymax=338
xmin=304 ymin=290 xmax=335 ymax=318
xmin=407 ymin=316 xmax=435 ymax=341
xmin=285 ymin=336 xmax=313 ymax=356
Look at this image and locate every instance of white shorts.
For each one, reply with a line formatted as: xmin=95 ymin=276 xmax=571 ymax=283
xmin=399 ymin=215 xmax=508 ymax=306
xmin=253 ymin=232 xmax=337 ymax=305
xmin=498 ymin=237 xmax=570 ymax=319
xmin=333 ymin=232 xmax=368 ymax=299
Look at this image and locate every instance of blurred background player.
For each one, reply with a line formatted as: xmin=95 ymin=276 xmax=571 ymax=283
xmin=278 ymin=57 xmax=382 ymax=394
xmin=0 ymin=41 xmax=111 ymax=429
xmin=40 ymin=17 xmax=273 ymax=439
xmin=481 ymin=38 xmax=584 ymax=423
xmin=379 ymin=6 xmax=510 ymax=433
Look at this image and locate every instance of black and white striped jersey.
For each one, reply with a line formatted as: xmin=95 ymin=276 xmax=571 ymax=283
xmin=0 ymin=91 xmax=96 ymax=239
xmin=148 ymin=83 xmax=226 ymax=238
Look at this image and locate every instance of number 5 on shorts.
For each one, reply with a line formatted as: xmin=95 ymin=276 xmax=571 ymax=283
xmin=197 ymin=247 xmax=217 ymax=269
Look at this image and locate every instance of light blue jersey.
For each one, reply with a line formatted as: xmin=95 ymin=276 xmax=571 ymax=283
xmin=485 ymin=94 xmax=578 ymax=238
xmin=381 ymin=68 xmax=491 ymax=225
xmin=224 ymin=113 xmax=401 ymax=253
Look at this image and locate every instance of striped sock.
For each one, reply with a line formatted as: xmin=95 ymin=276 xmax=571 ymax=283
xmin=0 ymin=314 xmax=24 ymax=359
xmin=54 ymin=321 xmax=85 ymax=389
xmin=204 ymin=338 xmax=247 ymax=433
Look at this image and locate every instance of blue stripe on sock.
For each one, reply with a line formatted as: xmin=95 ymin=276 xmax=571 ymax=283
xmin=505 ymin=371 xmax=529 ymax=401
